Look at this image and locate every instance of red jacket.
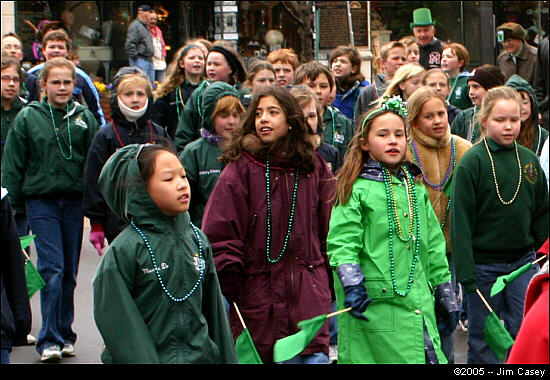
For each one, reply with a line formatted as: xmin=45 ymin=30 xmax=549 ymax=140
xmin=202 ymin=149 xmax=335 ymax=363
xmin=507 ymin=239 xmax=549 ymax=364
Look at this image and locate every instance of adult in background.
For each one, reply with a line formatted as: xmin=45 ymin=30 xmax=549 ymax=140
xmin=534 ymin=36 xmax=548 ymax=130
xmin=410 ymin=8 xmax=442 ymax=71
xmin=125 ymin=5 xmax=155 ymax=83
xmin=496 ymin=22 xmax=538 ymax=87
xmin=148 ymin=9 xmax=166 ymax=83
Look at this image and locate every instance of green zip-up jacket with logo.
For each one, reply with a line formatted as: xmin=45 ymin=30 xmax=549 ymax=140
xmin=1 ymin=98 xmax=99 ymax=213
xmin=93 ymin=144 xmax=236 ymax=364
xmin=450 ymin=138 xmax=549 ymax=293
xmin=323 ymin=105 xmax=355 ymax=159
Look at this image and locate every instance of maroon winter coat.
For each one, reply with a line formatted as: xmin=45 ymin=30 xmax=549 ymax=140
xmin=202 ymin=146 xmax=335 ymax=363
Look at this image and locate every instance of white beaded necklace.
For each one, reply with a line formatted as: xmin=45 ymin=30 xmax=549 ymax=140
xmin=484 ymin=138 xmax=522 ymax=206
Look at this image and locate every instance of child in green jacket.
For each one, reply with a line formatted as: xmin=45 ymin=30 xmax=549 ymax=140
xmin=2 ymin=57 xmax=99 ymax=363
xmin=327 ymin=97 xmax=456 ymax=364
xmin=93 ymin=141 xmax=236 ymax=364
xmin=451 ymin=86 xmax=549 ymax=364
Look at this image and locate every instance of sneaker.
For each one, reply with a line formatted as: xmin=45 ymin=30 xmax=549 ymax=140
xmin=62 ymin=343 xmax=76 ymax=357
xmin=329 ymin=344 xmax=338 ymax=363
xmin=27 ymin=334 xmax=36 ymax=345
xmin=40 ymin=346 xmax=62 ymax=363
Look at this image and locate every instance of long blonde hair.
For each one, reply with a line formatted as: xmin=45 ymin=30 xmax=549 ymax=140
xmin=380 ymin=63 xmax=425 ymax=102
xmin=407 ymin=86 xmax=447 ymax=128
xmin=477 ymin=86 xmax=521 ymax=138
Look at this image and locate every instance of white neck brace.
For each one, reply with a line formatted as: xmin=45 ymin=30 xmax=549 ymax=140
xmin=117 ymin=97 xmax=148 ymax=122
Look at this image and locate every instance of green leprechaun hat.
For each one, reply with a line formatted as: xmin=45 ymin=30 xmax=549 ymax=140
xmin=410 ymin=8 xmax=436 ymax=29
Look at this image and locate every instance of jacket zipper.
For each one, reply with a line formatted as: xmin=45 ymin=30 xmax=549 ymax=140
xmin=172 ymin=217 xmax=186 ymax=363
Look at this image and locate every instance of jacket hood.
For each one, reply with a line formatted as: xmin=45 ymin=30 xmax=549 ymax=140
xmin=98 ymin=144 xmax=173 ymax=230
xmin=200 ymin=81 xmax=240 ymax=131
xmin=505 ymin=74 xmax=539 ymax=118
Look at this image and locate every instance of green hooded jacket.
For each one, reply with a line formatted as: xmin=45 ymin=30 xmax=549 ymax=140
xmin=327 ymin=161 xmax=451 ymax=364
xmin=179 ymin=81 xmax=239 ymax=227
xmin=93 ymin=144 xmax=237 ymax=364
xmin=505 ymin=74 xmax=549 ymax=157
xmin=323 ymin=105 xmax=355 ymax=159
xmin=451 ymin=106 xmax=481 ymax=144
xmin=1 ymin=98 xmax=99 ymax=213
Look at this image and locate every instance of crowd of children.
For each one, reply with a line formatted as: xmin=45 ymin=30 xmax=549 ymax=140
xmin=1 ymin=7 xmax=549 ymax=366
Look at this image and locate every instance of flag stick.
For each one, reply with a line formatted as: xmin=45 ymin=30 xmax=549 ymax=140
xmin=234 ymin=302 xmax=247 ymax=329
xmin=326 ymin=307 xmax=352 ymax=319
xmin=476 ymin=289 xmax=494 ymax=313
xmin=532 ymin=255 xmax=546 ymax=265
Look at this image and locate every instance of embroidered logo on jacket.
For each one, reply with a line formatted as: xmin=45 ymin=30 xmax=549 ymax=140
xmin=524 ymin=162 xmax=538 ymax=184
xmin=74 ymin=116 xmax=88 ymax=129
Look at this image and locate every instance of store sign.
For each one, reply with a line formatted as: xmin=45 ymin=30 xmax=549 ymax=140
xmin=317 ymin=1 xmax=369 ymax=49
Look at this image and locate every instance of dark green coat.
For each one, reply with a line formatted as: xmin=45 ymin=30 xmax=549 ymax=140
xmin=1 ymin=98 xmax=99 ymax=213
xmin=451 ymin=106 xmax=481 ymax=144
xmin=93 ymin=144 xmax=236 ymax=364
xmin=1 ymin=96 xmax=26 ymax=160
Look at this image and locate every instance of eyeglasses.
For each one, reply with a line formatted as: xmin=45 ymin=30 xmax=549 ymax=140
xmin=1 ymin=75 xmax=21 ymax=83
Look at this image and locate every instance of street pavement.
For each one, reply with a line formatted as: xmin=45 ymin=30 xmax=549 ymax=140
xmin=9 ymin=220 xmax=468 ymax=365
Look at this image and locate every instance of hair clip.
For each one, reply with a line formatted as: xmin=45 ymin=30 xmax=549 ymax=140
xmin=136 ymin=143 xmax=155 ymax=158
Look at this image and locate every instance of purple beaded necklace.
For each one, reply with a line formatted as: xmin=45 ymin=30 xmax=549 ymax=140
xmin=410 ymin=137 xmax=456 ymax=190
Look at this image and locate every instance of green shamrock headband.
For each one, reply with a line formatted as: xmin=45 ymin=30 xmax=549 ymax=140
xmin=360 ymin=95 xmax=408 ymax=133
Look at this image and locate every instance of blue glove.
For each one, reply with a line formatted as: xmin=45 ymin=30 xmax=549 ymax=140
xmin=343 ymin=283 xmax=372 ymax=321
xmin=434 ymin=281 xmax=459 ymax=336
xmin=437 ymin=310 xmax=459 ymax=336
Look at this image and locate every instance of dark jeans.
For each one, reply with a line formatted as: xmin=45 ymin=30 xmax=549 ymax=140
xmin=464 ymin=250 xmax=537 ymax=364
xmin=26 ymin=198 xmax=83 ymax=354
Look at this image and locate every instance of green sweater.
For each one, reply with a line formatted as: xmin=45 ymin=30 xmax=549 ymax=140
xmin=450 ymin=137 xmax=549 ymax=292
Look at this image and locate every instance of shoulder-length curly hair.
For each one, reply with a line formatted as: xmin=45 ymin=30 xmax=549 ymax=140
xmin=221 ymin=86 xmax=317 ymax=173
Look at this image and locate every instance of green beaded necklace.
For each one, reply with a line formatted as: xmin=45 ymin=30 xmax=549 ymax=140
xmin=265 ymin=155 xmax=299 ymax=264
xmin=382 ymin=165 xmax=421 ymax=297
xmin=48 ymin=103 xmax=73 ymax=160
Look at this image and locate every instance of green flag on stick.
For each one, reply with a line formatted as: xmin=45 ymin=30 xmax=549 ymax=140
xmin=19 ymin=235 xmax=45 ymax=298
xmin=273 ymin=307 xmax=351 ymax=363
xmin=490 ymin=256 xmax=546 ymax=297
xmin=233 ymin=303 xmax=263 ymax=364
xmin=477 ymin=289 xmax=514 ymax=362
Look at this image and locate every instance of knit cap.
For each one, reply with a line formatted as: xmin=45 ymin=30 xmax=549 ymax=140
xmin=209 ymin=45 xmax=246 ymax=83
xmin=467 ymin=67 xmax=503 ymax=90
xmin=497 ymin=22 xmax=526 ymax=42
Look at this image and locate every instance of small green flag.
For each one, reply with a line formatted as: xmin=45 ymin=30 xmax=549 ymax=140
xmin=235 ymin=328 xmax=263 ymax=364
xmin=20 ymin=234 xmax=36 ymax=250
xmin=273 ymin=314 xmax=327 ymax=363
xmin=483 ymin=311 xmax=515 ymax=362
xmin=490 ymin=262 xmax=533 ymax=297
xmin=19 ymin=235 xmax=45 ymax=298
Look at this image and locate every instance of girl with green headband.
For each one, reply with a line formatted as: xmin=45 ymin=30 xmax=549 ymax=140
xmin=327 ymin=97 xmax=454 ymax=363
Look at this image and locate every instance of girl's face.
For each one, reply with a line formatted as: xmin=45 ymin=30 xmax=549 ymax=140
xmin=399 ymin=73 xmax=423 ymax=100
xmin=118 ymin=84 xmax=148 ymax=110
xmin=302 ymin=100 xmax=318 ymax=134
xmin=42 ymin=40 xmax=68 ymax=61
xmin=483 ymin=99 xmax=521 ymax=146
xmin=406 ymin=43 xmax=420 ymax=63
xmin=468 ymin=81 xmax=487 ymax=107
xmin=414 ymin=97 xmax=448 ymax=140
xmin=206 ymin=52 xmax=232 ymax=82
xmin=180 ymin=47 xmax=205 ymax=77
xmin=146 ymin=150 xmax=191 ymax=216
xmin=1 ymin=66 xmax=20 ymax=101
xmin=302 ymin=73 xmax=332 ymax=108
xmin=425 ymin=72 xmax=450 ymax=98
xmin=42 ymin=66 xmax=74 ymax=108
xmin=255 ymin=95 xmax=289 ymax=144
xmin=519 ymin=92 xmax=532 ymax=122
xmin=214 ymin=108 xmax=241 ymax=141
xmin=331 ymin=55 xmax=354 ymax=80
xmin=441 ymin=48 xmax=463 ymax=76
xmin=361 ymin=112 xmax=407 ymax=169
xmin=250 ymin=69 xmax=275 ymax=93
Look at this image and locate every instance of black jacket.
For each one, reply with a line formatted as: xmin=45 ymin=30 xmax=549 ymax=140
xmin=83 ymin=96 xmax=169 ymax=243
xmin=1 ymin=188 xmax=31 ymax=350
xmin=419 ymin=38 xmax=443 ymax=70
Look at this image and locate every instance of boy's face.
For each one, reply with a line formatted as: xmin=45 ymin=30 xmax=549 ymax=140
xmin=272 ymin=61 xmax=294 ymax=88
xmin=42 ymin=39 xmax=68 ymax=61
xmin=468 ymin=80 xmax=487 ymax=107
xmin=300 ymin=73 xmax=332 ymax=108
xmin=382 ymin=47 xmax=407 ymax=78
